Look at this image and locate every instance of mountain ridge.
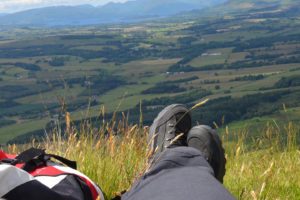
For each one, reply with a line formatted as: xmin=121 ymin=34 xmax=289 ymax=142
xmin=0 ymin=0 xmax=226 ymax=26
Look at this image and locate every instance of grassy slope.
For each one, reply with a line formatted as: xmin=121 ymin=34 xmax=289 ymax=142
xmin=6 ymin=118 xmax=299 ymax=200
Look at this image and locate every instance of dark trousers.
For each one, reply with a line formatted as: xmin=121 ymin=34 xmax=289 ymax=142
xmin=122 ymin=147 xmax=235 ymax=200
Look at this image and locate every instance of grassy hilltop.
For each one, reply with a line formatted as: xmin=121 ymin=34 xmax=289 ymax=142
xmin=7 ymin=115 xmax=300 ymax=199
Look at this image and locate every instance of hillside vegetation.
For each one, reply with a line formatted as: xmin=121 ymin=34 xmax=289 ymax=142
xmin=6 ymin=114 xmax=299 ymax=199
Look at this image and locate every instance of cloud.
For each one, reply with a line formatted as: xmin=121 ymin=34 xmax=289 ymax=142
xmin=0 ymin=0 xmax=129 ymax=13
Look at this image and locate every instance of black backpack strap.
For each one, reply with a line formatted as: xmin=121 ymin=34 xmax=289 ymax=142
xmin=46 ymin=154 xmax=77 ymax=169
xmin=15 ymin=148 xmax=45 ymax=163
xmin=9 ymin=148 xmax=77 ymax=172
xmin=0 ymin=148 xmax=42 ymax=166
xmin=0 ymin=158 xmax=19 ymax=165
xmin=14 ymin=148 xmax=48 ymax=172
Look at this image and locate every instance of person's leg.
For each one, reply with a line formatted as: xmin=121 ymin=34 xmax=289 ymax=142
xmin=122 ymin=104 xmax=235 ymax=200
xmin=187 ymin=125 xmax=226 ymax=183
xmin=122 ymin=147 xmax=234 ymax=200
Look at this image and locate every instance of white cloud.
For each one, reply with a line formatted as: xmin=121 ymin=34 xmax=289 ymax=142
xmin=0 ymin=0 xmax=130 ymax=13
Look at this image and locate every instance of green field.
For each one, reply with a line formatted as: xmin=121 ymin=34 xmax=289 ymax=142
xmin=1 ymin=0 xmax=300 ymax=143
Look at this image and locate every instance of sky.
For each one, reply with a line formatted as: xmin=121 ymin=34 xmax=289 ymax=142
xmin=0 ymin=0 xmax=130 ymax=13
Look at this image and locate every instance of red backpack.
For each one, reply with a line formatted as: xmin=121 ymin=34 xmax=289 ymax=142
xmin=0 ymin=148 xmax=105 ymax=200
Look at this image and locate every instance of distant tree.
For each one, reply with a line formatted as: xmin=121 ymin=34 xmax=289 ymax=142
xmin=49 ymin=57 xmax=65 ymax=67
xmin=15 ymin=62 xmax=41 ymax=71
xmin=274 ymin=75 xmax=300 ymax=88
xmin=142 ymin=84 xmax=186 ymax=94
xmin=231 ymin=75 xmax=265 ymax=82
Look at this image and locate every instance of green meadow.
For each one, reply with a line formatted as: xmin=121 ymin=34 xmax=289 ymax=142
xmin=0 ymin=0 xmax=300 ymax=145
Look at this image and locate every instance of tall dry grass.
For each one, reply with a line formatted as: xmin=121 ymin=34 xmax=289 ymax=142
xmin=224 ymin=122 xmax=300 ymax=200
xmin=6 ymin=113 xmax=300 ymax=199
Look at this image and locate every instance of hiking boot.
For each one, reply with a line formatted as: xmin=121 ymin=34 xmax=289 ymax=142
xmin=187 ymin=125 xmax=226 ymax=183
xmin=149 ymin=104 xmax=192 ymax=156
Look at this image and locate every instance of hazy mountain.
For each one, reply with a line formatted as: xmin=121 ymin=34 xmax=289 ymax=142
xmin=187 ymin=0 xmax=300 ymax=17
xmin=0 ymin=0 xmax=227 ymax=26
xmin=0 ymin=5 xmax=99 ymax=26
xmin=99 ymin=0 xmax=226 ymax=17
